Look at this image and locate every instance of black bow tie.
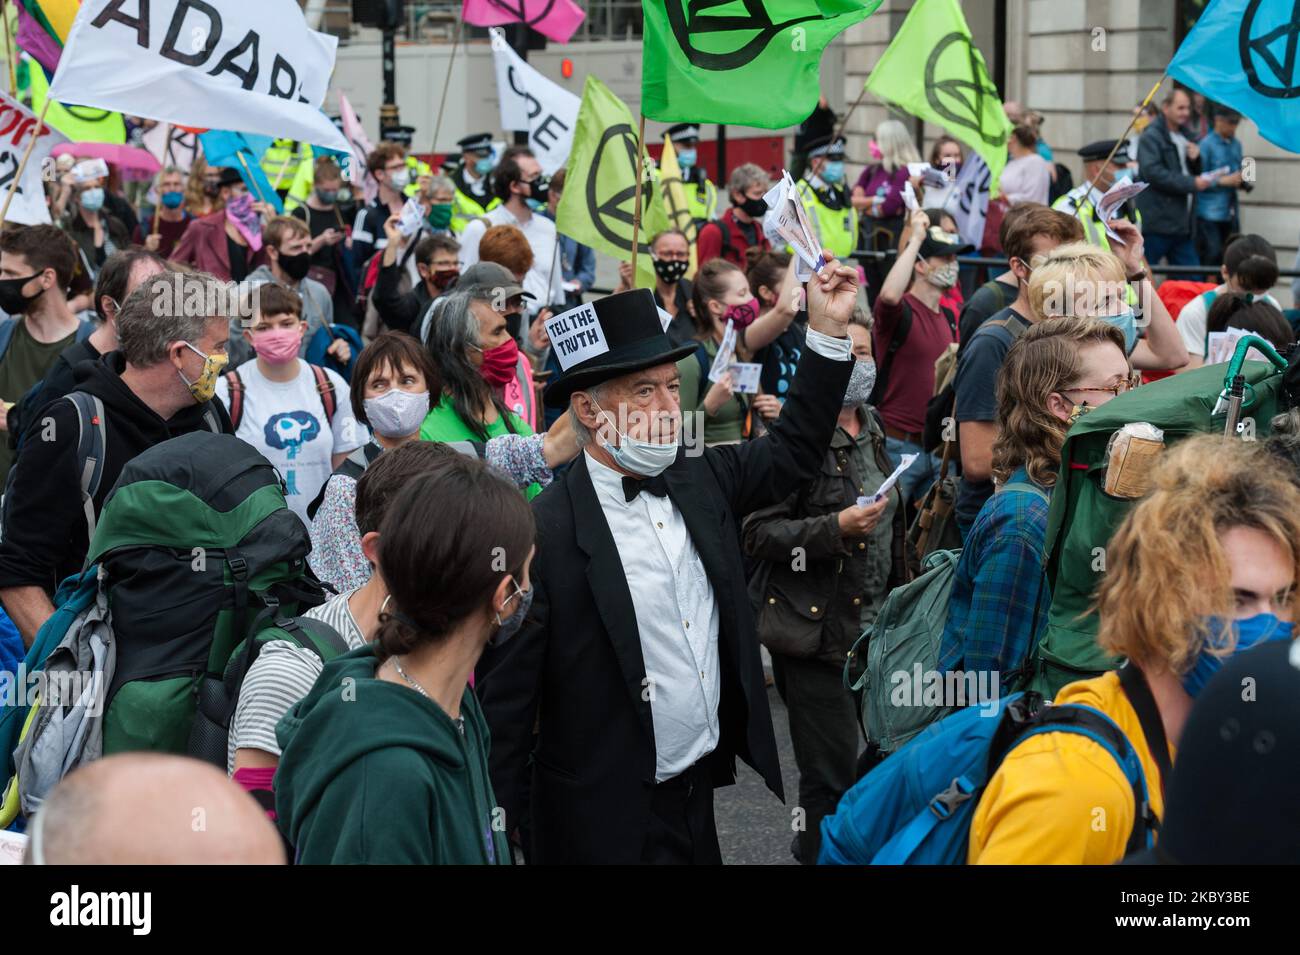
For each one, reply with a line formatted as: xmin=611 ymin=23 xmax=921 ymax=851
xmin=623 ymin=474 xmax=669 ymax=502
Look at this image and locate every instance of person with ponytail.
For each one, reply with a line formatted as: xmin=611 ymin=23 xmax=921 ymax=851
xmin=275 ymin=452 xmax=536 ymax=864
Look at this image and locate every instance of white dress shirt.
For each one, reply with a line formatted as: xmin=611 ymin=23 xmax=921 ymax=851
xmin=584 ymin=328 xmax=851 ymax=782
xmin=457 ymin=204 xmax=566 ymax=309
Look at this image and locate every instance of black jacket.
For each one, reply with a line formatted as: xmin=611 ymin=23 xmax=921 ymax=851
xmin=1135 ymin=115 xmax=1202 ymax=236
xmin=372 ymin=259 xmax=433 ymax=337
xmin=475 ymin=346 xmax=852 ymax=864
xmin=0 ymin=353 xmax=232 ymax=595
xmin=743 ymin=407 xmax=909 ymax=667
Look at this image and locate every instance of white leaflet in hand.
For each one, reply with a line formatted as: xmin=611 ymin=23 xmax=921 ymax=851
xmin=857 ymin=453 xmax=918 ymax=505
xmin=656 ymin=305 xmax=673 ymax=332
xmin=398 ymin=197 xmax=426 ymax=237
xmin=1203 ymin=165 xmax=1233 ymax=183
xmin=727 ymin=363 xmax=762 ymax=394
xmin=1097 ymin=179 xmax=1149 ymax=244
xmin=902 ymin=180 xmax=919 ymax=212
xmin=707 ymin=319 xmax=738 ymax=383
xmin=921 ymin=165 xmax=951 ymax=189
xmin=906 ymin=162 xmax=930 ymax=178
xmin=545 ymin=301 xmax=609 ymax=370
xmin=72 ymin=158 xmax=109 ymax=183
xmin=787 ymin=171 xmax=826 ymax=271
xmin=763 ymin=171 xmax=823 ymax=280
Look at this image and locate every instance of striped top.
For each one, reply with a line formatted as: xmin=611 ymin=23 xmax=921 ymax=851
xmin=227 ymin=590 xmax=367 ymax=774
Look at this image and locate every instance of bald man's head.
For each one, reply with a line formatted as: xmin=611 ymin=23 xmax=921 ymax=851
xmin=30 ymin=754 xmax=285 ymax=865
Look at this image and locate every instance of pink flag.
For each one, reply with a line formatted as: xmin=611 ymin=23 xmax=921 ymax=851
xmin=338 ymin=93 xmax=378 ymax=206
xmin=462 ymin=0 xmax=585 ymax=45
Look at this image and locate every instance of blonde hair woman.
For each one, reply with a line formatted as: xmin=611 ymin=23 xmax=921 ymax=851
xmin=1026 ymin=236 xmax=1189 ymax=371
xmin=940 ymin=318 xmax=1132 ymax=683
xmin=969 ymin=436 xmax=1300 ymax=864
xmin=853 ymin=119 xmax=925 ymax=301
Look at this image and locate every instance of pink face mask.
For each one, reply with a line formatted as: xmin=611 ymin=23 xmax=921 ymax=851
xmin=724 ymin=296 xmax=761 ymax=328
xmin=251 ymin=326 xmax=302 ymax=365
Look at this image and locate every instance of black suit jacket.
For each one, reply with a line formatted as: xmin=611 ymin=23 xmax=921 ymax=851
xmin=476 ymin=346 xmax=852 ymax=864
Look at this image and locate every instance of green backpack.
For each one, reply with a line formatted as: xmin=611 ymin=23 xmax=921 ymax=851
xmin=1028 ymin=355 xmax=1288 ymax=699
xmin=86 ymin=430 xmax=329 ymax=757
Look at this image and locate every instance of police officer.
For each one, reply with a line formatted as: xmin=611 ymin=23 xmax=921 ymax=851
xmin=665 ymin=123 xmax=718 ymax=226
xmin=795 ymin=135 xmax=858 ymax=260
xmin=261 ymin=139 xmax=312 ymax=200
xmin=450 ymin=132 xmax=499 ymax=233
xmin=1052 ymin=139 xmax=1142 ymax=252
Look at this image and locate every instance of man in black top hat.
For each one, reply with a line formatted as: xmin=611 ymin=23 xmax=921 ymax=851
xmin=664 ymin=123 xmax=717 ymax=226
xmin=451 ymin=132 xmax=498 ymax=233
xmin=1051 ymin=139 xmax=1143 ymax=253
xmin=797 ymin=135 xmax=857 ymax=260
xmin=477 ymin=254 xmax=860 ymax=864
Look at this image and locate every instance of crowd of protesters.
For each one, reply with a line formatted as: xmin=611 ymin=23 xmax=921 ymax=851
xmin=0 ymin=92 xmax=1297 ymax=869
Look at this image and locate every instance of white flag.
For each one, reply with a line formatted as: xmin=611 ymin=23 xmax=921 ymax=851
xmin=0 ymin=91 xmax=68 ymax=226
xmin=338 ymin=93 xmax=377 ymax=206
xmin=142 ymin=123 xmax=200 ymax=175
xmin=950 ymin=152 xmax=991 ymax=251
xmin=49 ymin=0 xmax=349 ymax=153
xmin=489 ymin=28 xmax=579 ymax=176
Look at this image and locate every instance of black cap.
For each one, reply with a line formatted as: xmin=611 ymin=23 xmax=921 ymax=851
xmin=1078 ymin=139 xmax=1129 ymax=164
xmin=458 ymin=132 xmax=493 ymax=153
xmin=543 ymin=289 xmax=699 ymax=408
xmin=806 ymin=135 xmax=847 ymax=161
xmin=1124 ymin=640 xmax=1300 ymax=864
xmin=918 ymin=225 xmax=974 ymax=258
xmin=215 ymin=166 xmax=244 ymax=188
xmin=383 ymin=125 xmax=416 ymax=148
xmin=455 ymin=262 xmax=533 ymax=303
xmin=667 ymin=123 xmax=700 ymax=144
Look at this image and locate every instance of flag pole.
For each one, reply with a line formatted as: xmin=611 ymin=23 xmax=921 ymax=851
xmin=430 ymin=15 xmax=465 ymax=164
xmin=234 ymin=151 xmax=270 ymax=206
xmin=1077 ymin=76 xmax=1165 ymax=204
xmin=831 ymin=84 xmax=870 ymax=147
xmin=151 ymin=124 xmax=175 ymax=240
xmin=1 ymin=0 xmax=17 ymax=98
xmin=0 ymin=98 xmax=50 ymax=223
xmin=629 ymin=112 xmax=647 ymax=282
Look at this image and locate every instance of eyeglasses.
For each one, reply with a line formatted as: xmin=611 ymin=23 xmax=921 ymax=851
xmin=1060 ymin=371 xmax=1142 ymax=399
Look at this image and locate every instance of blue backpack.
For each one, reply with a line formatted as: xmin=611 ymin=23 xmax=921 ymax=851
xmin=819 ymin=666 xmax=1165 ymax=865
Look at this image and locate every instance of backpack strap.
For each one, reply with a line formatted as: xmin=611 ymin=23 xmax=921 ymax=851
xmin=1116 ymin=663 xmax=1173 ymax=794
xmin=309 ymin=364 xmax=336 ymax=422
xmin=201 ymin=404 xmax=222 ymax=434
xmin=66 ymin=392 xmax=107 ymax=549
xmin=224 ymin=370 xmax=244 ymax=431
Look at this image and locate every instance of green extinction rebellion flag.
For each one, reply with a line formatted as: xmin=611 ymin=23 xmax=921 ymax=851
xmin=642 ymin=0 xmax=882 ymax=129
xmin=557 ymin=75 xmax=670 ymax=290
xmin=864 ymin=0 xmax=1011 ymax=190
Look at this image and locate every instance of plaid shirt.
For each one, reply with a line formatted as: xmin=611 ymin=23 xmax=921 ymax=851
xmin=939 ymin=468 xmax=1051 ymax=683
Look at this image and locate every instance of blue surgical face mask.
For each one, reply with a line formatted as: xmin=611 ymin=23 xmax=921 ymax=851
xmin=821 ymin=161 xmax=845 ymax=184
xmin=79 ymin=187 xmax=105 ymax=212
xmin=1112 ymin=167 xmax=1134 ymax=184
xmin=161 ymin=190 xmax=185 ymax=210
xmin=475 ymin=156 xmax=494 ymax=176
xmin=592 ymin=399 xmax=679 ymax=478
xmin=1104 ymin=308 xmax=1137 ymax=354
xmin=1182 ymin=613 xmax=1294 ymax=698
xmin=677 ymin=148 xmax=696 ymax=169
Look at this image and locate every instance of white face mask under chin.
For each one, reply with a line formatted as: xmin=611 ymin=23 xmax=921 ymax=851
xmin=591 ymin=400 xmax=680 ymax=478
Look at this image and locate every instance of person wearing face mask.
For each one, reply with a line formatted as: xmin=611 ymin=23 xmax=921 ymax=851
xmin=135 ymin=166 xmax=193 ymax=258
xmin=969 ymin=435 xmax=1300 ymax=864
xmin=292 ymin=157 xmax=356 ymax=322
xmin=450 ymin=133 xmax=501 ymax=234
xmin=943 ymin=319 xmax=1133 ymax=697
xmin=60 ymin=166 xmax=131 ymax=275
xmin=665 ymin=123 xmax=719 ymax=226
xmin=644 ymin=230 xmax=695 ymax=345
xmin=794 ymin=136 xmax=858 ymax=261
xmin=477 ymin=259 xmax=859 ymax=865
xmin=872 ymin=209 xmax=972 ymax=506
xmin=742 ymin=307 xmax=908 ymax=864
xmin=696 ymin=163 xmax=772 ymax=268
xmin=172 ymin=168 xmax=267 ymax=282
xmin=276 ymin=452 xmax=533 ymax=864
xmin=214 ymin=283 xmax=363 ymax=526
xmin=456 ymin=149 xmax=566 ymax=314
xmin=349 ymin=143 xmax=414 ymax=285
xmin=419 ymin=288 xmax=541 ymax=500
xmin=231 ymin=217 xmax=337 ymax=371
xmin=308 ymin=332 xmax=578 ymax=593
xmin=953 ymin=206 xmax=1085 ymax=536
xmin=1052 ymin=140 xmax=1144 ymax=253
xmin=373 ymin=232 xmax=461 ymax=336
xmin=0 ymin=270 xmax=233 ymax=644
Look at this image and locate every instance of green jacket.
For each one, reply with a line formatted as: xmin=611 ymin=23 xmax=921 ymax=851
xmin=274 ymin=646 xmax=512 ymax=865
xmin=419 ymin=394 xmax=540 ymax=499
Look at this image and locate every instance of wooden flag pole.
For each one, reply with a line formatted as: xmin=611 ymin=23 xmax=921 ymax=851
xmin=430 ymin=15 xmax=465 ymax=164
xmin=0 ymin=98 xmax=50 ymax=223
xmin=150 ymin=124 xmax=175 ymax=239
xmin=234 ymin=150 xmax=270 ymax=206
xmin=1077 ymin=76 xmax=1166 ymax=204
xmin=271 ymin=149 xmax=295 ymax=191
xmin=831 ymin=84 xmax=870 ymax=148
xmin=1 ymin=0 xmax=17 ymax=98
xmin=629 ymin=112 xmax=648 ymax=282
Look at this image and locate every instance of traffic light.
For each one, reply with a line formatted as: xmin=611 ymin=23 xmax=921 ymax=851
xmin=352 ymin=0 xmax=403 ymax=30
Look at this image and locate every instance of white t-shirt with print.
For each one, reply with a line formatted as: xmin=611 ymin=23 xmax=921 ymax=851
xmin=1176 ymin=285 xmax=1283 ymax=359
xmin=215 ymin=360 xmax=366 ymax=526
